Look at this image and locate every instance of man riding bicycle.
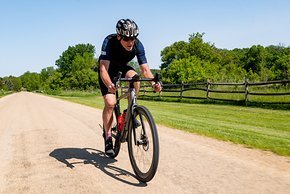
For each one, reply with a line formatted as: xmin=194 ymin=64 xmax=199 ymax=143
xmin=98 ymin=19 xmax=162 ymax=156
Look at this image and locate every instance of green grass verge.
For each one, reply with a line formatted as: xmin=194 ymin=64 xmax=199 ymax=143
xmin=0 ymin=91 xmax=13 ymax=98
xmin=51 ymin=91 xmax=290 ymax=157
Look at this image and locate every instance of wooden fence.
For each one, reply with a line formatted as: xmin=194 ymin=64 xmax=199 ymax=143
xmin=132 ymin=79 xmax=290 ymax=104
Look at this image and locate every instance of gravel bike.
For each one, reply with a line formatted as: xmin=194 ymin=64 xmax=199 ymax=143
xmin=105 ymin=72 xmax=160 ymax=182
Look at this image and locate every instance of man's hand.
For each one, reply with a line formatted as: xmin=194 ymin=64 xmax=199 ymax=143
xmin=108 ymin=83 xmax=116 ymax=93
xmin=152 ymin=82 xmax=162 ymax=93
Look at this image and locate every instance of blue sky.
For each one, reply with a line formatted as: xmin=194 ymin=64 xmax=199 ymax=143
xmin=1 ymin=0 xmax=290 ymax=77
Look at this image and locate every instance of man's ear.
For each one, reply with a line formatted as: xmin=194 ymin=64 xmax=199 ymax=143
xmin=117 ymin=35 xmax=121 ymax=40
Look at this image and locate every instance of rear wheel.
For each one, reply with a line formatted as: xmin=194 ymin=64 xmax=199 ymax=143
xmin=127 ymin=105 xmax=159 ymax=182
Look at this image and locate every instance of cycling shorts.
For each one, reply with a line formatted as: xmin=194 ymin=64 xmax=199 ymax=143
xmin=98 ymin=65 xmax=135 ymax=96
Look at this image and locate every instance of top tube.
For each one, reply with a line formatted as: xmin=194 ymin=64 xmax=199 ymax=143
xmin=113 ymin=71 xmax=161 ymax=85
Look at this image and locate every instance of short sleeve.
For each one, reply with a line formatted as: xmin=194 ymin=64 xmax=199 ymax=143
xmin=99 ymin=37 xmax=111 ymax=61
xmin=135 ymin=40 xmax=147 ymax=65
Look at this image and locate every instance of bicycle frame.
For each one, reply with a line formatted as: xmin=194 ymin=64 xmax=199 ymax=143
xmin=113 ymin=72 xmax=160 ymax=143
xmin=115 ymin=77 xmax=139 ymax=143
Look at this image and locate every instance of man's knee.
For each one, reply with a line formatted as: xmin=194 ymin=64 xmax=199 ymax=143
xmin=125 ymin=70 xmax=137 ymax=78
xmin=104 ymin=94 xmax=116 ymax=109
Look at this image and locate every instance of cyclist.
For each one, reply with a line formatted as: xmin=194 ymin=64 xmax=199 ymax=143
xmin=98 ymin=19 xmax=162 ymax=156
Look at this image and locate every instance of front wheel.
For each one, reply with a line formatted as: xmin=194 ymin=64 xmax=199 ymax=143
xmin=127 ymin=105 xmax=159 ymax=182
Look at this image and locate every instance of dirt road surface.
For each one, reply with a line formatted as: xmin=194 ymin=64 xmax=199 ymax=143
xmin=0 ymin=92 xmax=289 ymax=194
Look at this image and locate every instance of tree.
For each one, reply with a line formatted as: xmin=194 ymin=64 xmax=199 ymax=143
xmin=243 ymin=45 xmax=266 ymax=74
xmin=20 ymin=72 xmax=41 ymax=91
xmin=219 ymin=63 xmax=247 ymax=82
xmin=187 ymin=32 xmax=220 ymax=63
xmin=274 ymin=54 xmax=290 ymax=80
xmin=55 ymin=43 xmax=96 ymax=78
xmin=160 ymin=33 xmax=220 ymax=70
xmin=160 ymin=41 xmax=189 ymax=69
xmin=0 ymin=76 xmax=22 ymax=91
xmin=162 ymin=56 xmax=219 ymax=83
xmin=9 ymin=76 xmax=22 ymax=91
xmin=55 ymin=43 xmax=98 ymax=90
xmin=160 ymin=33 xmax=223 ymax=83
xmin=47 ymin=71 xmax=63 ymax=91
xmin=40 ymin=66 xmax=56 ymax=82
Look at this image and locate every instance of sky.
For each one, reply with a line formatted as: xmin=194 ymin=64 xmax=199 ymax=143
xmin=1 ymin=0 xmax=290 ymax=77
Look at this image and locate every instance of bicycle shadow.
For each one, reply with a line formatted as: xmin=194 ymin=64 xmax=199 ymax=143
xmin=49 ymin=147 xmax=147 ymax=187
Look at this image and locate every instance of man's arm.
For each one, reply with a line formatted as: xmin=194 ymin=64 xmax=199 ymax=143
xmin=99 ymin=59 xmax=116 ymax=93
xmin=140 ymin=63 xmax=162 ymax=92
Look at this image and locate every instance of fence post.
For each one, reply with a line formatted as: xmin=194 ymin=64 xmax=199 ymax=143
xmin=206 ymin=79 xmax=210 ymax=99
xmin=180 ymin=82 xmax=184 ymax=99
xmin=143 ymin=84 xmax=146 ymax=96
xmin=244 ymin=78 xmax=249 ymax=104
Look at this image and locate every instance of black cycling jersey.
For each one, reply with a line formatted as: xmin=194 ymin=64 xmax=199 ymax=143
xmin=99 ymin=34 xmax=147 ymax=71
xmin=98 ymin=34 xmax=148 ymax=95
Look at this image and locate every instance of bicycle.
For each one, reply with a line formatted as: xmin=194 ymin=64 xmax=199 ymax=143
xmin=103 ymin=72 xmax=161 ymax=182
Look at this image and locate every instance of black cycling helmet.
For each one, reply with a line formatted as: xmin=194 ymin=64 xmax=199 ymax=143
xmin=116 ymin=19 xmax=139 ymax=38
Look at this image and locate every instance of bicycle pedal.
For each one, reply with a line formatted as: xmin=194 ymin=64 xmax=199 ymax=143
xmin=111 ymin=126 xmax=117 ymax=132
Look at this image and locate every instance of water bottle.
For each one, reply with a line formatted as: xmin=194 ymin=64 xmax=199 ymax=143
xmin=117 ymin=110 xmax=126 ymax=131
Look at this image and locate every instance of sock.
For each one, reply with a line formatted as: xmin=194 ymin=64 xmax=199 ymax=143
xmin=106 ymin=131 xmax=112 ymax=140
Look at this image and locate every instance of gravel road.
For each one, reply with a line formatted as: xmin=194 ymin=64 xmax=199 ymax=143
xmin=0 ymin=92 xmax=289 ymax=194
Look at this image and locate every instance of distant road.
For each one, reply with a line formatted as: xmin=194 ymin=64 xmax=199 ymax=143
xmin=0 ymin=92 xmax=289 ymax=194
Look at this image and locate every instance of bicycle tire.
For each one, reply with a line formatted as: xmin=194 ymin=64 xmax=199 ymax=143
xmin=127 ymin=105 xmax=159 ymax=182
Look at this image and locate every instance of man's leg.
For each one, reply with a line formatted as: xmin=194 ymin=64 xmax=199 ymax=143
xmin=126 ymin=70 xmax=140 ymax=94
xmin=102 ymin=93 xmax=116 ymax=156
xmin=102 ymin=93 xmax=116 ymax=139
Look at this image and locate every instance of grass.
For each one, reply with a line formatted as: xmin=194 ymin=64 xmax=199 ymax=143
xmin=0 ymin=90 xmax=13 ymax=98
xmin=51 ymin=90 xmax=290 ymax=157
xmin=144 ymin=100 xmax=290 ymax=156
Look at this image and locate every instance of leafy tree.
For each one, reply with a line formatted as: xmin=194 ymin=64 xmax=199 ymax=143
xmin=160 ymin=41 xmax=189 ymax=69
xmin=54 ymin=43 xmax=98 ymax=90
xmin=243 ymin=45 xmax=266 ymax=74
xmin=162 ymin=56 xmax=219 ymax=83
xmin=47 ymin=71 xmax=63 ymax=91
xmin=9 ymin=76 xmax=22 ymax=91
xmin=0 ymin=77 xmax=3 ymax=90
xmin=187 ymin=32 xmax=221 ymax=63
xmin=55 ymin=43 xmax=95 ymax=78
xmin=0 ymin=76 xmax=22 ymax=91
xmin=264 ymin=45 xmax=284 ymax=69
xmin=20 ymin=71 xmax=41 ymax=91
xmin=40 ymin=66 xmax=56 ymax=82
xmin=219 ymin=63 xmax=247 ymax=82
xmin=160 ymin=33 xmax=220 ymax=70
xmin=274 ymin=54 xmax=290 ymax=80
xmin=161 ymin=33 xmax=223 ymax=83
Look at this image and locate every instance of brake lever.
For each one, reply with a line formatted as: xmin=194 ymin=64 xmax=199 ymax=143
xmin=113 ymin=71 xmax=122 ymax=86
xmin=152 ymin=73 xmax=162 ymax=93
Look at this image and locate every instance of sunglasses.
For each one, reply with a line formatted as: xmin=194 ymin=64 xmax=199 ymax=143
xmin=122 ymin=37 xmax=136 ymax=42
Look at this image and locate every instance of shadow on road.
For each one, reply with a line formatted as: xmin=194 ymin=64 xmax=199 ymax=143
xmin=49 ymin=147 xmax=147 ymax=187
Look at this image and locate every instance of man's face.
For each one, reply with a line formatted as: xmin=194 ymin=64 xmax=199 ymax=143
xmin=118 ymin=36 xmax=136 ymax=51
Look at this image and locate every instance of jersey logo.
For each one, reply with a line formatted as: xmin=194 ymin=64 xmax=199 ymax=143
xmin=101 ymin=51 xmax=106 ymax=56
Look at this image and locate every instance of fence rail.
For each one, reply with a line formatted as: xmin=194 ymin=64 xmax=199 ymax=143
xmin=133 ymin=79 xmax=290 ymax=104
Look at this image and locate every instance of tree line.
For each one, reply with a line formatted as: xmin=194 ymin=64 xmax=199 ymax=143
xmin=1 ymin=33 xmax=289 ymax=93
xmin=161 ymin=33 xmax=289 ymax=84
